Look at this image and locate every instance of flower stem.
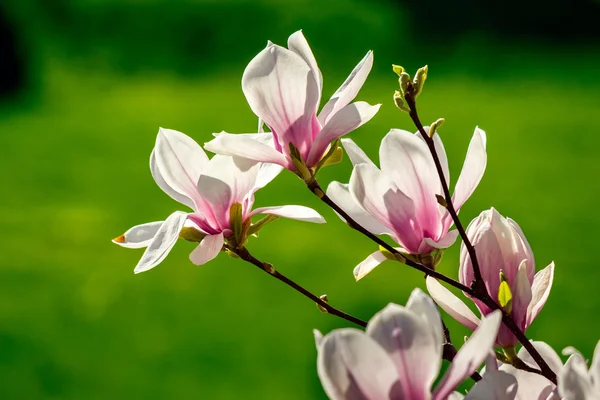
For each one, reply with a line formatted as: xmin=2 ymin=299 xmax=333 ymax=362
xmin=403 ymin=91 xmax=557 ymax=385
xmin=228 ymin=245 xmax=368 ymax=328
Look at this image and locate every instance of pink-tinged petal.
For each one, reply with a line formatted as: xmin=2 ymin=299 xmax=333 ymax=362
xmin=307 ymin=102 xmax=380 ymax=167
xmin=516 ymin=341 xmax=563 ymax=378
xmin=340 ymin=138 xmax=376 ymax=167
xmin=416 ymin=129 xmax=450 ymax=186
xmin=426 ymin=277 xmax=480 ymax=332
xmin=350 ymin=163 xmax=420 ymax=252
xmin=406 ymin=288 xmax=445 ymax=359
xmin=558 ymin=353 xmax=596 ymax=400
xmin=526 ymin=262 xmax=554 ymax=327
xmin=591 ymin=340 xmax=600 ymax=391
xmin=204 ymin=132 xmax=288 ymax=168
xmin=511 ymin=260 xmax=533 ymax=331
xmin=507 ymin=217 xmax=535 ymax=269
xmin=452 ymin=127 xmax=487 ymax=211
xmin=254 ymin=162 xmax=284 ymax=191
xmin=319 ymin=50 xmax=373 ymax=125
xmin=189 ymin=232 xmax=224 ymax=265
xmin=423 ymin=230 xmax=460 ymax=250
xmin=464 ymin=370 xmax=518 ymax=400
xmin=353 ymin=251 xmax=387 ymax=281
xmin=367 ymin=294 xmax=442 ymax=399
xmin=287 ymin=30 xmax=322 ymax=104
xmin=326 ymin=181 xmax=390 ymax=236
xmin=380 ymin=129 xmax=443 ymax=239
xmin=242 ymin=44 xmax=320 ymax=154
xmin=317 ymin=328 xmax=399 ymax=400
xmin=152 ymin=128 xmax=209 ymax=210
xmin=113 ymin=221 xmax=163 ymax=249
xmin=250 ymin=205 xmax=325 ymax=223
xmin=314 ymin=329 xmax=324 ymax=350
xmin=134 ymin=211 xmax=188 ymax=274
xmin=197 ymin=155 xmax=261 ymax=227
xmin=434 ymin=311 xmax=502 ymax=400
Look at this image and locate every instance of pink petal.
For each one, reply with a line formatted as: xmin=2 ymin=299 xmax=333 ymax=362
xmin=317 ymin=329 xmax=398 ymax=400
xmin=426 ymin=277 xmax=480 ymax=332
xmin=353 ymin=251 xmax=387 ymax=281
xmin=307 ymin=101 xmax=380 ymax=167
xmin=433 ymin=311 xmax=502 ymax=400
xmin=134 ymin=211 xmax=188 ymax=274
xmin=452 ymin=127 xmax=487 ymax=211
xmin=380 ymin=129 xmax=443 ymax=240
xmin=463 ymin=370 xmax=518 ymax=400
xmin=189 ymin=232 xmax=224 ymax=265
xmin=326 ymin=181 xmax=390 ymax=236
xmin=510 ymin=260 xmax=533 ymax=331
xmin=319 ymin=50 xmax=373 ymax=125
xmin=526 ymin=262 xmax=554 ymax=327
xmin=349 ymin=163 xmax=420 ymax=253
xmin=242 ymin=44 xmax=320 ymax=156
xmin=516 ymin=340 xmax=563 ymax=377
xmin=423 ymin=230 xmax=460 ymax=250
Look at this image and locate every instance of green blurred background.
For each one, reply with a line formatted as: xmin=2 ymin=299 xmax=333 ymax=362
xmin=1 ymin=0 xmax=599 ymax=398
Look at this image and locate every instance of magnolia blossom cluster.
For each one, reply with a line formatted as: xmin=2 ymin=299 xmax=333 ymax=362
xmin=113 ymin=31 xmax=599 ymax=399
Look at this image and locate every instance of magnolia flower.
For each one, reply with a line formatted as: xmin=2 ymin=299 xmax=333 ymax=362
xmin=327 ymin=127 xmax=486 ymax=279
xmin=467 ymin=342 xmax=562 ymax=400
xmin=314 ymin=288 xmax=502 ymax=400
xmin=112 ymin=128 xmax=325 ymax=273
xmin=204 ymin=30 xmax=380 ymax=171
xmin=427 ymin=208 xmax=554 ymax=348
xmin=559 ymin=341 xmax=600 ymax=400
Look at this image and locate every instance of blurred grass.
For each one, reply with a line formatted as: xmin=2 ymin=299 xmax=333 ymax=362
xmin=1 ymin=36 xmax=600 ymax=399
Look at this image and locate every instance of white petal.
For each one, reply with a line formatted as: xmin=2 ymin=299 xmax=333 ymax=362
xmin=307 ymin=101 xmax=380 ymax=167
xmin=204 ymin=132 xmax=288 ymax=167
xmin=250 ymin=205 xmax=325 ymax=223
xmin=113 ymin=221 xmax=163 ymax=249
xmin=153 ymin=128 xmax=209 ymax=209
xmin=242 ymin=44 xmax=319 ymax=149
xmin=517 ymin=341 xmax=563 ymax=376
xmin=340 ymin=138 xmax=376 ymax=167
xmin=452 ymin=127 xmax=487 ymax=211
xmin=134 ymin=211 xmax=188 ymax=274
xmin=367 ymin=298 xmax=441 ymax=398
xmin=526 ymin=262 xmax=554 ymax=326
xmin=558 ymin=353 xmax=596 ymax=400
xmin=189 ymin=232 xmax=224 ymax=265
xmin=350 ymin=163 xmax=420 ymax=252
xmin=423 ymin=230 xmax=460 ymax=249
xmin=463 ymin=370 xmax=518 ymax=400
xmin=591 ymin=340 xmax=600 ymax=391
xmin=353 ymin=251 xmax=387 ymax=281
xmin=448 ymin=393 xmax=465 ymax=400
xmin=406 ymin=288 xmax=445 ymax=358
xmin=319 ymin=50 xmax=373 ymax=125
xmin=426 ymin=276 xmax=480 ymax=332
xmin=434 ymin=311 xmax=502 ymax=400
xmin=317 ymin=328 xmax=398 ymax=400
xmin=287 ymin=30 xmax=322 ymax=104
xmin=326 ymin=181 xmax=389 ymax=236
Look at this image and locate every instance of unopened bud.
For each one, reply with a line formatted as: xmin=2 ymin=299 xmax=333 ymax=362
xmin=399 ymin=72 xmax=412 ymax=95
xmin=392 ymin=64 xmax=405 ymax=77
xmin=498 ymin=270 xmax=513 ymax=313
xmin=429 ymin=118 xmax=445 ymax=138
xmin=393 ymin=90 xmax=410 ymax=113
xmin=263 ymin=262 xmax=276 ymax=274
xmin=436 ymin=194 xmax=448 ymax=208
xmin=317 ymin=294 xmax=329 ymax=313
xmin=413 ymin=65 xmax=428 ymax=98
